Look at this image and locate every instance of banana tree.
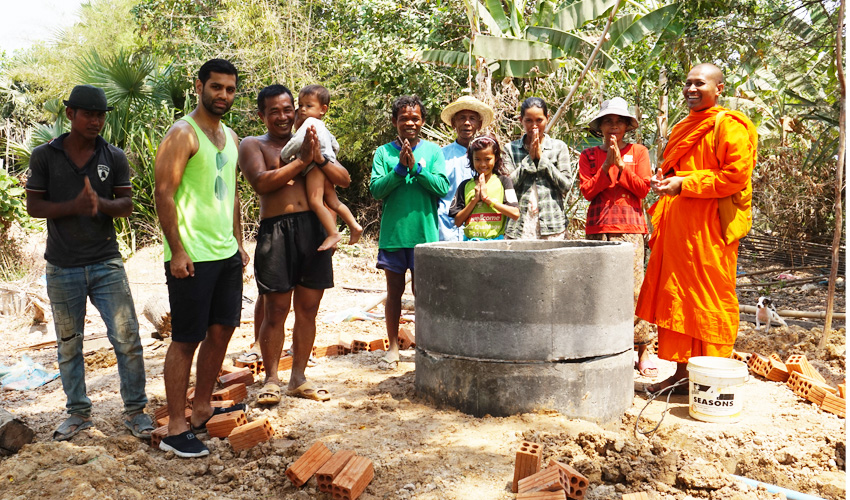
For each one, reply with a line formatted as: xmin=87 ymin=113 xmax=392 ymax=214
xmin=417 ymin=0 xmax=687 ymax=79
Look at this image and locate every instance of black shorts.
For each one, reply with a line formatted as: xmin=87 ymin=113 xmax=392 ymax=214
xmin=254 ymin=211 xmax=334 ymax=295
xmin=165 ymin=251 xmax=243 ymax=343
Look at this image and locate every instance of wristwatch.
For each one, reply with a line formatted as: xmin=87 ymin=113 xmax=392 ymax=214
xmin=316 ymin=155 xmax=329 ymax=168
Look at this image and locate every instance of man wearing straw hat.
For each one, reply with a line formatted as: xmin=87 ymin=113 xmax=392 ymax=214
xmin=26 ymin=84 xmax=153 ymax=442
xmin=438 ymin=96 xmax=495 ymax=241
xmin=579 ymin=97 xmax=656 ymax=379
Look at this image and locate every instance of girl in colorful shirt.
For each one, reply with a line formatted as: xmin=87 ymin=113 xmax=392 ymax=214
xmin=449 ymin=134 xmax=519 ymax=240
xmin=579 ymin=97 xmax=656 ymax=378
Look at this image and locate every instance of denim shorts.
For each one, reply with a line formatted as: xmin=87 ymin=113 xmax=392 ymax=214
xmin=376 ymin=248 xmax=415 ymax=275
xmin=165 ymin=252 xmax=242 ymax=343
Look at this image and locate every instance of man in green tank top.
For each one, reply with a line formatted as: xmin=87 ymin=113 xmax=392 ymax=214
xmin=154 ymin=59 xmax=249 ymax=458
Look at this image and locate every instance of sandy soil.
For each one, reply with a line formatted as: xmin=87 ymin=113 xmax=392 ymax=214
xmin=0 ymin=238 xmax=845 ymax=500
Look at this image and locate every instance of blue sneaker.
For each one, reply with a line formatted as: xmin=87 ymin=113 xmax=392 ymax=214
xmin=159 ymin=431 xmax=209 ymax=458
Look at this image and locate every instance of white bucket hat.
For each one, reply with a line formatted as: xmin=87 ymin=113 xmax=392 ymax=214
xmin=440 ymin=95 xmax=495 ymax=130
xmin=588 ymin=97 xmax=638 ymax=134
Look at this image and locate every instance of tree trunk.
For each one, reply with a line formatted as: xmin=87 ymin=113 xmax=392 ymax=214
xmin=142 ymin=295 xmax=171 ymax=340
xmin=819 ymin=0 xmax=845 ymax=351
xmin=656 ymin=67 xmax=669 ymax=165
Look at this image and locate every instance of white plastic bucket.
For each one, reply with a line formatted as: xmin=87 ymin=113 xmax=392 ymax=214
xmin=687 ymin=356 xmax=750 ymax=423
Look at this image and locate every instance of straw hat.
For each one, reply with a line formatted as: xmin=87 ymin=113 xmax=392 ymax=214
xmin=440 ymin=95 xmax=494 ymax=130
xmin=588 ymin=97 xmax=638 ymax=134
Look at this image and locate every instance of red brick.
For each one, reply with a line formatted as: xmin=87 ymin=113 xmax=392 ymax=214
xmin=186 ymin=387 xmax=196 ymax=404
xmin=218 ymin=365 xmax=241 ymax=377
xmin=234 ymin=358 xmax=264 ymax=376
xmin=218 ymin=368 xmax=254 ymax=388
xmin=790 ymin=373 xmax=836 ymax=401
xmin=839 ymin=383 xmax=845 ymax=399
xmin=352 ymin=340 xmax=370 ymax=353
xmin=150 ymin=425 xmax=168 ymax=449
xmin=513 ymin=441 xmax=543 ymax=493
xmin=764 ymin=358 xmax=789 ymax=383
xmin=278 ymin=355 xmax=293 ymax=371
xmin=549 ymin=460 xmax=589 ymax=500
xmin=153 ymin=404 xmax=170 ymax=422
xmin=212 ymin=383 xmax=247 ymax=404
xmin=787 ymin=371 xmax=806 ymax=391
xmin=747 ymin=354 xmax=767 ymax=377
xmin=314 ymin=345 xmax=341 ymax=357
xmin=286 ymin=441 xmax=333 ymax=487
xmin=228 ymin=417 xmax=274 ymax=452
xmin=517 ymin=466 xmax=566 ymax=494
xmin=337 ymin=333 xmax=353 ymax=351
xmin=398 ymin=327 xmax=416 ymax=350
xmin=807 ymin=385 xmax=829 ymax=405
xmin=516 ymin=492 xmax=567 ymax=500
xmin=210 ymin=399 xmax=235 ymax=409
xmin=731 ymin=351 xmax=752 ymax=364
xmin=785 ymin=354 xmax=826 ymax=383
xmin=621 ymin=493 xmax=650 ymax=500
xmin=156 ymin=407 xmax=192 ymax=428
xmin=331 ymin=455 xmax=374 ymax=500
xmin=369 ymin=338 xmax=389 ymax=352
xmin=206 ymin=410 xmax=248 ymax=438
xmin=821 ymin=392 xmax=846 ymax=418
xmin=316 ymin=450 xmax=356 ymax=493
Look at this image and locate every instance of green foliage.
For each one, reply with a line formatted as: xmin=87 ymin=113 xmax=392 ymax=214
xmin=0 ymin=0 xmax=842 ymax=247
xmin=0 ymin=173 xmax=28 ymax=231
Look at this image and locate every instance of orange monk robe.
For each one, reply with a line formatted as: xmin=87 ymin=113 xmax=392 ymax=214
xmin=635 ymin=106 xmax=757 ymax=362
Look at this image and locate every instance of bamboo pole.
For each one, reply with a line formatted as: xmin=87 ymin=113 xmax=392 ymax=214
xmin=819 ymin=0 xmax=846 ymax=350
xmin=740 ymin=305 xmax=845 ymax=321
xmin=735 ymin=265 xmax=826 ymax=279
xmin=545 ymin=0 xmax=623 ymax=134
xmin=735 ymin=275 xmax=825 ymax=290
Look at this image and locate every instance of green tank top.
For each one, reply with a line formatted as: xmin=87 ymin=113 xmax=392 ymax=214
xmin=164 ymin=116 xmax=239 ymax=263
xmin=463 ymin=175 xmax=507 ymax=239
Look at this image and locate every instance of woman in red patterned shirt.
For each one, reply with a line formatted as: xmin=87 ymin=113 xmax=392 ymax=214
xmin=579 ymin=97 xmax=656 ymax=379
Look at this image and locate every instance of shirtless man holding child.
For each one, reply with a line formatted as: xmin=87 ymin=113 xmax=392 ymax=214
xmin=238 ymin=85 xmax=351 ymax=404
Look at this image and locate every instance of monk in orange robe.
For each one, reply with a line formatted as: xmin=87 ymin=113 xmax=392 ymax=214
xmin=635 ymin=63 xmax=757 ymax=393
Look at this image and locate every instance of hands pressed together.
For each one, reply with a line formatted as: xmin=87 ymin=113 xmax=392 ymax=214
xmin=74 ymin=177 xmax=99 ymax=217
xmin=602 ymin=134 xmax=625 ymax=177
xmin=528 ymin=128 xmax=542 ymax=161
xmin=298 ymin=126 xmax=323 ymax=167
xmin=473 ymin=174 xmax=490 ymax=206
xmin=398 ymin=137 xmax=416 ymax=171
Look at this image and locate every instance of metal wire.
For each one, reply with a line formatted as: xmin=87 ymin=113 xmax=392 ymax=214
xmin=634 ymin=378 xmax=690 ymax=439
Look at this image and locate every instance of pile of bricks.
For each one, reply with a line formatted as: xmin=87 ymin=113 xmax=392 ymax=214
xmin=149 ymin=384 xmax=274 ymax=452
xmin=512 ymin=441 xmax=588 ymax=500
xmin=232 ymin=333 xmax=415 ymax=376
xmin=736 ymin=351 xmax=845 ymax=418
xmin=285 ymin=441 xmax=374 ymax=500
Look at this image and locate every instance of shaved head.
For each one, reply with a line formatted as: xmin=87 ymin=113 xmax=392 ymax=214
xmin=691 ymin=63 xmax=724 ymax=84
xmin=683 ymin=64 xmax=725 ymax=112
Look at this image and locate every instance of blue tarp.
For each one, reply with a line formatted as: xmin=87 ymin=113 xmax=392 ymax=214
xmin=0 ymin=354 xmax=59 ymax=391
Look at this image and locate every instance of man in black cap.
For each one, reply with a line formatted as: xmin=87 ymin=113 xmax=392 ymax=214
xmin=25 ymin=84 xmax=152 ymax=442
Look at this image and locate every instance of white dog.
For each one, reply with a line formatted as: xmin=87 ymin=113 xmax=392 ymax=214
xmin=755 ymin=296 xmax=787 ymax=331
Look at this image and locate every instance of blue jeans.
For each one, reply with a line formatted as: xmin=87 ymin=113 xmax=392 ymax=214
xmin=46 ymin=258 xmax=147 ymax=417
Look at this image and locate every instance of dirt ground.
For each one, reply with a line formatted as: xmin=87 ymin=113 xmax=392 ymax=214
xmin=0 ymin=236 xmax=845 ymax=500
